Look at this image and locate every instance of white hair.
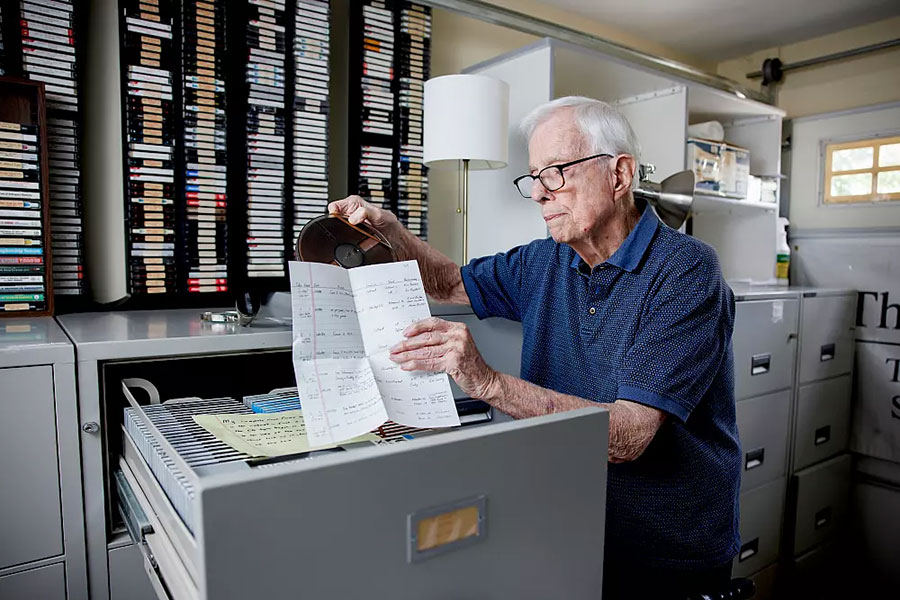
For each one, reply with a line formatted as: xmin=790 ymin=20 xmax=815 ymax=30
xmin=520 ymin=96 xmax=641 ymax=189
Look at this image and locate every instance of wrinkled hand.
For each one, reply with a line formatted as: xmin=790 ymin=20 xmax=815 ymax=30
xmin=390 ymin=317 xmax=499 ymax=400
xmin=327 ymin=195 xmax=399 ymax=234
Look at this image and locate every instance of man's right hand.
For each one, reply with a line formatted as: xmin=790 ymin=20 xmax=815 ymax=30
xmin=328 ymin=195 xmax=400 ymax=235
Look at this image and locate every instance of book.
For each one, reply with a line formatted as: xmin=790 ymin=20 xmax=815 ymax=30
xmin=289 ymin=259 xmax=460 ymax=447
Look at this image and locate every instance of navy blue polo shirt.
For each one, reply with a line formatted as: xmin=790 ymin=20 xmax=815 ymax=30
xmin=460 ymin=206 xmax=741 ymax=569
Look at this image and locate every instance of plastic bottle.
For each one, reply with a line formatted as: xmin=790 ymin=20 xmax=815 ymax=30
xmin=776 ymin=217 xmax=790 ymax=285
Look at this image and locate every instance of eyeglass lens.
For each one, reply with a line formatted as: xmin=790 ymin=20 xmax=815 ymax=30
xmin=515 ymin=168 xmax=565 ymax=198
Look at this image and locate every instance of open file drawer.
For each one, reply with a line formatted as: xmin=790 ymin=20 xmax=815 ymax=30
xmin=115 ymin=380 xmax=610 ymax=600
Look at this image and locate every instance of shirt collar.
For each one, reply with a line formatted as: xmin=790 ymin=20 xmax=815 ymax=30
xmin=569 ymin=205 xmax=660 ymax=273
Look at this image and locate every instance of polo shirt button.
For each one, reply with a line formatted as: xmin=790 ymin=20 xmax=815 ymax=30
xmin=589 ymin=307 xmax=596 ymax=315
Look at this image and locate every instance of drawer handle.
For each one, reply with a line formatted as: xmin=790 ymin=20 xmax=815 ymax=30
xmin=820 ymin=343 xmax=835 ymax=362
xmin=751 ymin=353 xmax=771 ymax=376
xmin=738 ymin=538 xmax=758 ymax=562
xmin=745 ymin=448 xmax=765 ymax=470
xmin=815 ymin=507 xmax=832 ymax=529
xmin=814 ymin=425 xmax=831 ymax=446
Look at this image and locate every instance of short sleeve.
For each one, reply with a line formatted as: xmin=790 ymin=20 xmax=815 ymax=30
xmin=460 ymin=244 xmax=529 ymax=321
xmin=617 ymin=243 xmax=735 ymax=422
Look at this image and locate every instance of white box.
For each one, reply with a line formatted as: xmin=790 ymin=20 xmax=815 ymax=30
xmin=722 ymin=143 xmax=750 ymax=198
xmin=686 ymin=137 xmax=723 ymax=193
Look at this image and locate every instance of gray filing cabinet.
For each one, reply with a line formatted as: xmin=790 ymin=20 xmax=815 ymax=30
xmin=57 ymin=304 xmax=526 ymax=600
xmin=786 ymin=291 xmax=855 ymax=584
xmin=731 ymin=288 xmax=799 ymax=584
xmin=0 ymin=318 xmax=88 ymax=599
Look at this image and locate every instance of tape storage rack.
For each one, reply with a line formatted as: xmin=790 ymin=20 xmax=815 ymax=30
xmin=349 ymin=0 xmax=431 ymax=240
xmin=118 ymin=0 xmax=332 ymax=306
xmin=0 ymin=0 xmax=87 ymax=304
xmin=0 ymin=76 xmax=53 ymax=315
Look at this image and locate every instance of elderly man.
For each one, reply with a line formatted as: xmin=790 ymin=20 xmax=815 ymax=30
xmin=329 ymin=96 xmax=741 ymax=599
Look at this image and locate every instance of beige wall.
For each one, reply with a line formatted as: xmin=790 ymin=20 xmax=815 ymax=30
xmin=716 ymin=16 xmax=900 ymax=119
xmin=427 ymin=1 xmax=707 ymax=261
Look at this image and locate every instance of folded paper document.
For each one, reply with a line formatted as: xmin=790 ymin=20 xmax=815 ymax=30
xmin=290 ymin=260 xmax=460 ymax=447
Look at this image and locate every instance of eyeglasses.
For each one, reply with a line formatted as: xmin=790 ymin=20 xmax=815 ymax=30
xmin=513 ymin=153 xmax=613 ymax=199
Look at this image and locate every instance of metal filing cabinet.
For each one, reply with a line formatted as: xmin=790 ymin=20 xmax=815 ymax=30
xmin=792 ymin=375 xmax=852 ymax=471
xmin=731 ymin=288 xmax=799 ymax=586
xmin=736 ymin=390 xmax=791 ymax=490
xmin=0 ymin=318 xmax=88 ymax=600
xmin=58 ymin=305 xmax=527 ymax=600
xmin=733 ymin=295 xmax=799 ymax=400
xmin=785 ymin=290 xmax=855 ymax=588
xmin=797 ymin=292 xmax=855 ymax=385
xmin=734 ymin=477 xmax=786 ymax=578
xmin=791 ymin=454 xmax=852 ymax=557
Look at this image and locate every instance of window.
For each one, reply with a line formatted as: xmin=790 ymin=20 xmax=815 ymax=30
xmin=824 ymin=135 xmax=900 ymax=204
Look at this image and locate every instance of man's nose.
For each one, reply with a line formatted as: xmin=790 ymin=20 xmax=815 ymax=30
xmin=531 ymin=178 xmax=551 ymax=202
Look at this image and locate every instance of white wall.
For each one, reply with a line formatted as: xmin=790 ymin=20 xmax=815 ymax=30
xmin=427 ymin=3 xmax=708 ymax=263
xmin=465 ymin=44 xmax=553 ymax=261
xmin=789 ymin=102 xmax=900 ymax=231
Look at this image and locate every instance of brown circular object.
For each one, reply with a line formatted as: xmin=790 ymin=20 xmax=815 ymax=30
xmin=295 ymin=214 xmax=396 ymax=268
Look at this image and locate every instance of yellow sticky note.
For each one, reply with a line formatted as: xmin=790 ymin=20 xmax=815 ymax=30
xmin=192 ymin=410 xmax=380 ymax=457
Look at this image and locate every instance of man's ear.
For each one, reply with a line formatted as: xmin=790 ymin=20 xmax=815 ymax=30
xmin=613 ymin=155 xmax=636 ymax=198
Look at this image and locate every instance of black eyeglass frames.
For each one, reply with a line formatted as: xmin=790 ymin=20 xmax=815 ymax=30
xmin=512 ymin=153 xmax=613 ymax=199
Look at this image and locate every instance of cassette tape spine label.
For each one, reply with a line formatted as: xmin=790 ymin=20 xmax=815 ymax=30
xmin=290 ymin=0 xmax=330 ymax=243
xmin=243 ymin=0 xmax=288 ymax=280
xmin=350 ymin=1 xmax=429 ymax=241
xmin=122 ymin=0 xmax=178 ymax=296
xmin=396 ymin=2 xmax=430 ymax=240
xmin=182 ymin=0 xmax=228 ymax=293
xmin=0 ymin=95 xmax=50 ymax=313
xmin=11 ymin=0 xmax=87 ymax=297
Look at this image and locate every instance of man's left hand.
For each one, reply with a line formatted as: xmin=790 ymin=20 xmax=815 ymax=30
xmin=389 ymin=317 xmax=499 ymax=400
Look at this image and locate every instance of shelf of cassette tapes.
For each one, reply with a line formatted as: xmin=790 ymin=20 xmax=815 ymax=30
xmin=122 ymin=0 xmax=178 ymax=296
xmin=0 ymin=78 xmax=52 ymax=315
xmin=243 ymin=0 xmax=288 ymax=281
xmin=396 ymin=2 xmax=428 ymax=239
xmin=357 ymin=0 xmax=394 ymax=212
xmin=290 ymin=0 xmax=330 ymax=242
xmin=15 ymin=0 xmax=86 ymax=297
xmin=182 ymin=0 xmax=228 ymax=294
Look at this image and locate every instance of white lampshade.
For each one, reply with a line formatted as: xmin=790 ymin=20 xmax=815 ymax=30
xmin=423 ymin=74 xmax=509 ymax=170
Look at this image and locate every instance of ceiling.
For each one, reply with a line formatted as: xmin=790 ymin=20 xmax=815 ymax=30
xmin=533 ymin=0 xmax=900 ymax=60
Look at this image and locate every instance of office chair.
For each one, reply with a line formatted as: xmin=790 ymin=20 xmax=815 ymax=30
xmin=684 ymin=576 xmax=755 ymax=600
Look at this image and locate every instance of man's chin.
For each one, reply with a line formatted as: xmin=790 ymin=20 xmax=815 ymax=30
xmin=546 ymin=224 xmax=567 ymax=243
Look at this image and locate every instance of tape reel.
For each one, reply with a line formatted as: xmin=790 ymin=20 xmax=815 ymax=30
xmin=295 ymin=214 xmax=396 ymax=268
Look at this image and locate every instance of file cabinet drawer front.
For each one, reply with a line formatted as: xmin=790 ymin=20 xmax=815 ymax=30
xmin=793 ymin=455 xmax=851 ymax=557
xmin=0 ymin=562 xmax=66 ymax=600
xmin=793 ymin=376 xmax=852 ymax=472
xmin=734 ymin=477 xmax=786 ymax=577
xmin=0 ymin=366 xmax=63 ymax=570
xmin=736 ymin=390 xmax=791 ymax=489
xmin=734 ymin=299 xmax=798 ymax=400
xmin=799 ymin=294 xmax=854 ymax=384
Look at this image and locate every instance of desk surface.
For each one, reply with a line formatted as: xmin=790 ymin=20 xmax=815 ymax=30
xmin=729 ymin=283 xmax=855 ymax=302
xmin=56 ymin=301 xmax=475 ymax=362
xmin=57 ymin=309 xmax=293 ymax=361
xmin=0 ymin=316 xmax=73 ymax=367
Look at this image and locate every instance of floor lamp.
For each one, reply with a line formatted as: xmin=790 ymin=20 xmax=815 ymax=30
xmin=423 ymin=74 xmax=509 ymax=264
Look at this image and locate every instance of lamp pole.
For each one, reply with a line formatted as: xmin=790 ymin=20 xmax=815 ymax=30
xmin=462 ymin=158 xmax=469 ymax=264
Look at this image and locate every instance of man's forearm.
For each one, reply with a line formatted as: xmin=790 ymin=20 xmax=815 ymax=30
xmin=386 ymin=223 xmax=469 ymax=304
xmin=485 ymin=372 xmax=665 ymax=462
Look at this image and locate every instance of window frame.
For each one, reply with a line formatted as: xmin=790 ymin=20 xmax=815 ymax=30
xmin=820 ymin=131 xmax=900 ymax=207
